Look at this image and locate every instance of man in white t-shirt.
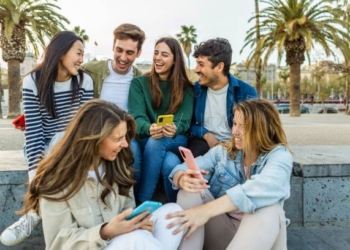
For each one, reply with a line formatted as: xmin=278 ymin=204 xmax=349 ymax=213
xmin=82 ymin=23 xmax=145 ymax=109
xmin=188 ymin=38 xmax=258 ymax=156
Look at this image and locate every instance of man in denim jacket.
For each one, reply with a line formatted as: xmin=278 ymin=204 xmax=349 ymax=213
xmin=188 ymin=38 xmax=258 ymax=157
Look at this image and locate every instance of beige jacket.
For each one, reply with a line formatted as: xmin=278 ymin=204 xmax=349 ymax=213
xmin=40 ymin=175 xmax=135 ymax=250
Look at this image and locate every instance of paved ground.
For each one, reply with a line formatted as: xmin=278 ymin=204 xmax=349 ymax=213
xmin=0 ymin=114 xmax=350 ymax=250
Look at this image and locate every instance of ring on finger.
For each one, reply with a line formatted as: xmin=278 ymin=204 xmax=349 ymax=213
xmin=183 ymin=216 xmax=188 ymax=223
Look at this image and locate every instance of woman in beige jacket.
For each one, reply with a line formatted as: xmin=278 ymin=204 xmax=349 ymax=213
xmin=20 ymin=99 xmax=184 ymax=250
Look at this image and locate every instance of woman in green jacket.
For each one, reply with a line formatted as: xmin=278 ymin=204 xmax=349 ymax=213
xmin=128 ymin=37 xmax=193 ymax=203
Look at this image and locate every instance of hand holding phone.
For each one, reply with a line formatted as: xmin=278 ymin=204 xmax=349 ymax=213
xmin=178 ymin=146 xmax=203 ymax=179
xmin=125 ymin=201 xmax=162 ymax=220
xmin=12 ymin=114 xmax=25 ymax=128
xmin=157 ymin=114 xmax=174 ymax=126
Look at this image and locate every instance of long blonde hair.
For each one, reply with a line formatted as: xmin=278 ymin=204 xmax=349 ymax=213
xmin=21 ymin=99 xmax=136 ymax=215
xmin=227 ymin=99 xmax=291 ymax=177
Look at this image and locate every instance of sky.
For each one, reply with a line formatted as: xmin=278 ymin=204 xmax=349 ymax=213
xmin=55 ymin=0 xmax=260 ymax=68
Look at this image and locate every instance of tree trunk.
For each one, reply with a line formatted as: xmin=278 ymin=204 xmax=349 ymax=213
xmin=289 ymin=63 xmax=301 ymax=116
xmin=187 ymin=56 xmax=190 ymax=69
xmin=0 ymin=69 xmax=2 ymax=117
xmin=255 ymin=0 xmax=261 ymax=98
xmin=346 ymin=76 xmax=349 ymax=115
xmin=7 ymin=59 xmax=21 ymax=118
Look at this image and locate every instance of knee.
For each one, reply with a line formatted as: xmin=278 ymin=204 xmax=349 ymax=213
xmin=162 ymin=152 xmax=181 ymax=174
xmin=161 ymin=203 xmax=183 ymax=214
xmin=151 ymin=203 xmax=183 ymax=222
xmin=177 ymin=190 xmax=203 ymax=209
xmin=144 ymin=137 xmax=166 ymax=151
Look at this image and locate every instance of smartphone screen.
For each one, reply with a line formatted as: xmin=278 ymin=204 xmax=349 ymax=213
xmin=178 ymin=146 xmax=203 ymax=179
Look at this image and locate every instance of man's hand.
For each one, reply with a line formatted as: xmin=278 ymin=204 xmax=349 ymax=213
xmin=202 ymin=132 xmax=219 ymax=148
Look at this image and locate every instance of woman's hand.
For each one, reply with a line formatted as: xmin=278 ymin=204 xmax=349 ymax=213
xmin=177 ymin=169 xmax=209 ymax=193
xmin=140 ymin=219 xmax=154 ymax=233
xmin=100 ymin=208 xmax=152 ymax=240
xmin=162 ymin=123 xmax=176 ymax=138
xmin=15 ymin=126 xmax=25 ymax=131
xmin=166 ymin=206 xmax=211 ymax=240
xmin=149 ymin=123 xmax=163 ymax=139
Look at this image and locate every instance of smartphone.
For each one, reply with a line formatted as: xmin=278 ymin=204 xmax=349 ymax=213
xmin=157 ymin=114 xmax=174 ymax=126
xmin=12 ymin=114 xmax=25 ymax=128
xmin=125 ymin=201 xmax=162 ymax=220
xmin=178 ymin=146 xmax=203 ymax=179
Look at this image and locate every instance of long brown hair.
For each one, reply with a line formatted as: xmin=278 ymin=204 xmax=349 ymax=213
xmin=21 ymin=99 xmax=136 ymax=215
xmin=227 ymin=99 xmax=291 ymax=176
xmin=146 ymin=37 xmax=192 ymax=114
xmin=31 ymin=31 xmax=84 ymax=118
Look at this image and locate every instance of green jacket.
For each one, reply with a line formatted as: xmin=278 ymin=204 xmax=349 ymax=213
xmin=81 ymin=59 xmax=143 ymax=98
xmin=128 ymin=75 xmax=194 ymax=138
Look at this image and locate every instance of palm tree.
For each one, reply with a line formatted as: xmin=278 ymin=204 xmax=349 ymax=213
xmin=0 ymin=0 xmax=69 ymax=118
xmin=278 ymin=66 xmax=290 ymax=98
xmin=0 ymin=66 xmax=2 ymax=118
xmin=254 ymin=0 xmax=262 ymax=98
xmin=73 ymin=26 xmax=89 ymax=44
xmin=241 ymin=0 xmax=350 ymax=116
xmin=334 ymin=0 xmax=350 ymax=115
xmin=311 ymin=66 xmax=325 ymax=99
xmin=176 ymin=25 xmax=197 ymax=69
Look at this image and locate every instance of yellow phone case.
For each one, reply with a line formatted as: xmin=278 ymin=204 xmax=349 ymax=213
xmin=157 ymin=114 xmax=174 ymax=126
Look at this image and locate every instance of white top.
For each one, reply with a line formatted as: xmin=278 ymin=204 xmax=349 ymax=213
xmin=23 ymin=73 xmax=94 ymax=174
xmin=204 ymin=85 xmax=231 ymax=141
xmin=99 ymin=60 xmax=134 ymax=111
xmin=88 ymin=165 xmax=104 ymax=183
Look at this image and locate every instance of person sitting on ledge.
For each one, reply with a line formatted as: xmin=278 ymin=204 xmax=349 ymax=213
xmin=167 ymin=99 xmax=293 ymax=250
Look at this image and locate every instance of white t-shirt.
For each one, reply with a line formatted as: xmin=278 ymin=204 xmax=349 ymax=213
xmin=203 ymin=84 xmax=231 ymax=142
xmin=99 ymin=61 xmax=134 ymax=111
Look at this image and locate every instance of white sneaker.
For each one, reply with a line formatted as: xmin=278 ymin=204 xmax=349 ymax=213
xmin=0 ymin=213 xmax=41 ymax=246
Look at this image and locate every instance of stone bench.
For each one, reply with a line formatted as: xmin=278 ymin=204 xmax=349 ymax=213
xmin=1 ymin=146 xmax=349 ymax=248
xmin=284 ymin=146 xmax=350 ymax=227
xmin=0 ymin=151 xmax=45 ymax=249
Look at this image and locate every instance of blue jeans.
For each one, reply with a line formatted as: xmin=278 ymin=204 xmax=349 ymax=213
xmin=135 ymin=135 xmax=188 ymax=202
xmin=131 ymin=139 xmax=143 ymax=199
xmin=162 ymin=152 xmax=181 ymax=202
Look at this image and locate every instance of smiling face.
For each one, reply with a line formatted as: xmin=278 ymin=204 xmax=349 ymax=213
xmin=153 ymin=42 xmax=174 ymax=80
xmin=232 ymin=110 xmax=245 ymax=150
xmin=194 ymin=55 xmax=220 ymax=87
xmin=112 ymin=39 xmax=141 ymax=74
xmin=98 ymin=121 xmax=128 ymax=161
xmin=58 ymin=40 xmax=84 ymax=78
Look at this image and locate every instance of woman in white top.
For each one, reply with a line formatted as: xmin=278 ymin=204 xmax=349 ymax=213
xmin=20 ymin=99 xmax=184 ymax=250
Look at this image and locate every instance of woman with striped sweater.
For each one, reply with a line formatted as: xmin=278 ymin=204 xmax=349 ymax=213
xmin=0 ymin=31 xmax=94 ymax=246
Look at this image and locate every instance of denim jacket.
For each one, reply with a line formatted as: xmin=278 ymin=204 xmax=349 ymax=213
xmin=169 ymin=144 xmax=293 ymax=213
xmin=190 ymin=73 xmax=257 ymax=138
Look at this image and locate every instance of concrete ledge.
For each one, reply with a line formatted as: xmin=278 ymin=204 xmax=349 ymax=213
xmin=1 ymin=147 xmax=349 ymax=247
xmin=0 ymin=169 xmax=45 ymax=250
xmin=291 ymin=146 xmax=350 ymax=177
xmin=284 ymin=176 xmax=303 ymax=227
xmin=285 ymin=146 xmax=350 ymax=227
xmin=0 ymin=150 xmax=27 ymax=172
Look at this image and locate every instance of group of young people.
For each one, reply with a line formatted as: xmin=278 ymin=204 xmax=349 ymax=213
xmin=0 ymin=23 xmax=293 ymax=250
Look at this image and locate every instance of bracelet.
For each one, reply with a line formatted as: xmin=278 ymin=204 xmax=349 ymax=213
xmin=176 ymin=172 xmax=186 ymax=188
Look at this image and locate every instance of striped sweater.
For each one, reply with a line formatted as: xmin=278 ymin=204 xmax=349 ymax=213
xmin=22 ymin=73 xmax=94 ymax=174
